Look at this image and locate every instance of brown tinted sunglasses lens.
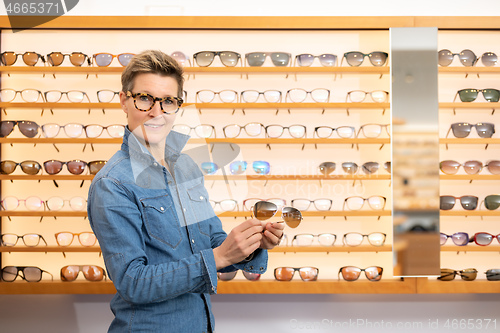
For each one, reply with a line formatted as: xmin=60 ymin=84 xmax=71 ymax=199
xmin=82 ymin=265 xmax=104 ymax=281
xmin=217 ymin=271 xmax=237 ymax=281
xmin=22 ymin=53 xmax=39 ymax=66
xmin=299 ymin=267 xmax=318 ymax=281
xmin=67 ymin=160 xmax=87 ymax=175
xmin=461 ymin=269 xmax=477 ymax=281
xmin=0 ymin=161 xmax=16 ymax=174
xmin=365 ymin=266 xmax=383 ymax=281
xmin=340 ymin=266 xmax=361 ymax=281
xmin=21 ymin=161 xmax=41 ymax=175
xmin=439 ymin=269 xmax=456 ymax=281
xmin=44 ymin=160 xmax=63 ymax=174
xmin=2 ymin=52 xmax=17 ymax=65
xmin=282 ymin=206 xmax=302 ymax=228
xmin=89 ymin=161 xmax=106 ymax=175
xmin=274 ymin=267 xmax=294 ymax=281
xmin=70 ymin=53 xmax=86 ymax=66
xmin=487 ymin=160 xmax=500 ymax=174
xmin=48 ymin=53 xmax=64 ymax=66
xmin=253 ymin=201 xmax=278 ymax=220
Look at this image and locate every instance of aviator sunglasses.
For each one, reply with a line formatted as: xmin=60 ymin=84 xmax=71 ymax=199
xmin=438 ymin=268 xmax=477 ymax=281
xmin=252 ymin=200 xmax=303 ymax=228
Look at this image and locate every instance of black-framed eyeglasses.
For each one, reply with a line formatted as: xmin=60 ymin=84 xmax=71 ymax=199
xmin=126 ymin=91 xmax=183 ymax=114
xmin=245 ymin=52 xmax=291 ymax=67
xmin=0 ymin=51 xmax=45 ymax=66
xmin=47 ymin=52 xmax=91 ymax=67
xmin=342 ymin=51 xmax=388 ymax=67
xmin=1 ymin=233 xmax=48 ymax=247
xmin=1 ymin=266 xmax=53 ymax=282
xmin=0 ymin=89 xmax=44 ymax=103
xmin=193 ymin=51 xmax=241 ymax=67
xmin=294 ymin=53 xmax=338 ymax=67
xmin=265 ymin=124 xmax=306 ymax=139
xmin=314 ymin=126 xmax=355 ymax=139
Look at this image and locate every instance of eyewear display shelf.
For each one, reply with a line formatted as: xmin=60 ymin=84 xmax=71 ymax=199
xmin=1 ymin=16 xmax=499 ymax=296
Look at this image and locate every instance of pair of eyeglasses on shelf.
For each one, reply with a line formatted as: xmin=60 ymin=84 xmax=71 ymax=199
xmin=318 ymin=161 xmax=391 ymax=175
xmin=172 ymin=124 xmax=216 ymax=138
xmin=245 ymin=52 xmax=292 ymax=67
xmin=1 ymin=233 xmax=47 ymax=247
xmin=446 ymin=122 xmax=496 ymax=139
xmin=61 ymin=265 xmax=107 ymax=282
xmin=290 ymin=198 xmax=332 ymax=211
xmin=0 ymin=89 xmax=45 ymax=103
xmin=440 ymin=194 xmax=500 ymax=211
xmin=0 ymin=160 xmax=42 ymax=175
xmin=274 ymin=267 xmax=318 ymax=281
xmin=195 ymin=90 xmax=239 ymax=103
xmin=345 ymin=90 xmax=389 ymax=103
xmin=439 ymin=160 xmax=500 ymax=175
xmin=469 ymin=232 xmax=500 ymax=246
xmin=285 ymin=232 xmax=386 ymax=247
xmin=438 ymin=49 xmax=498 ymax=67
xmin=285 ymin=88 xmax=330 ymax=103
xmin=338 ymin=266 xmax=383 ymax=281
xmin=1 ymin=266 xmax=53 ymax=282
xmin=41 ymin=123 xmax=125 ymax=138
xmin=55 ymin=231 xmax=97 ymax=247
xmin=0 ymin=196 xmax=86 ymax=211
xmin=454 ymin=89 xmax=500 ymax=103
xmin=315 ymin=124 xmax=390 ymax=139
xmin=43 ymin=159 xmax=106 ymax=175
xmin=438 ymin=268 xmax=477 ymax=281
xmin=222 ymin=122 xmax=306 ymax=139
xmin=341 ymin=51 xmax=389 ymax=67
xmin=217 ymin=270 xmax=261 ymax=281
xmin=201 ymin=160 xmax=271 ymax=176
xmin=440 ymin=232 xmax=469 ymax=246
xmin=0 ymin=120 xmax=40 ymax=138
xmin=0 ymin=51 xmax=45 ymax=66
xmin=294 ymin=53 xmax=338 ymax=67
xmin=46 ymin=52 xmax=91 ymax=67
xmin=343 ymin=196 xmax=387 ymax=211
xmin=486 ymin=269 xmax=500 ymax=281
xmin=92 ymin=53 xmax=134 ymax=67
xmin=193 ymin=51 xmax=241 ymax=67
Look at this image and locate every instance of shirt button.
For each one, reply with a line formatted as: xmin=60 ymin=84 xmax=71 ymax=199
xmin=260 ymin=267 xmax=264 ymax=271
xmin=200 ymin=196 xmax=204 ymax=200
xmin=249 ymin=266 xmax=253 ymax=270
xmin=153 ymin=162 xmax=158 ymax=167
xmin=183 ymin=208 xmax=186 ymax=212
xmin=160 ymin=207 xmax=164 ymax=211
xmin=191 ymin=239 xmax=195 ymax=243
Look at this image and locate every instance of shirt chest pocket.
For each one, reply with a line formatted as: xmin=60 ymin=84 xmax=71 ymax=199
xmin=187 ymin=183 xmax=215 ymax=230
xmin=141 ymin=195 xmax=182 ymax=248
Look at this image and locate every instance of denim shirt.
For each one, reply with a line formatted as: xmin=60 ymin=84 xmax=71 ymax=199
xmin=87 ymin=127 xmax=268 ymax=332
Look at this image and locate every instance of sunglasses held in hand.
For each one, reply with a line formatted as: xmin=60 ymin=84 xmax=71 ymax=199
xmin=252 ymin=200 xmax=302 ymax=228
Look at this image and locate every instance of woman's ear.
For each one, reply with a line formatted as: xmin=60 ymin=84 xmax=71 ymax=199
xmin=119 ymin=91 xmax=128 ymax=115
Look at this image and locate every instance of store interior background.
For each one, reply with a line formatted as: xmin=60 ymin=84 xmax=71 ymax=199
xmin=1 ymin=1 xmax=500 ymax=332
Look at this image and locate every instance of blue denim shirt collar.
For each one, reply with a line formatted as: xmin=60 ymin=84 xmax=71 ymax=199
xmin=121 ymin=126 xmax=190 ymax=182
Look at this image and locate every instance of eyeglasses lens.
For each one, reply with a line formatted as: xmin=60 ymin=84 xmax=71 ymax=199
xmin=485 ymin=195 xmax=500 ymax=210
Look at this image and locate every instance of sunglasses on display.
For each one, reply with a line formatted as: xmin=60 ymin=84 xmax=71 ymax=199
xmin=479 ymin=52 xmax=498 ymax=67
xmin=242 ymin=198 xmax=286 ymax=211
xmin=439 ymin=195 xmax=478 ymax=210
xmin=440 ymin=232 xmax=469 ymax=246
xmin=46 ymin=52 xmax=91 ymax=67
xmin=45 ymin=196 xmax=87 ymax=211
xmin=482 ymin=194 xmax=500 ymax=210
xmin=318 ymin=161 xmax=390 ymax=175
xmin=438 ymin=49 xmax=478 ymax=67
xmin=60 ymin=265 xmax=106 ymax=282
xmin=338 ymin=266 xmax=383 ymax=281
xmin=217 ymin=270 xmax=261 ymax=281
xmin=294 ymin=53 xmax=338 ymax=67
xmin=1 ymin=266 xmax=53 ymax=282
xmin=245 ymin=52 xmax=291 ymax=67
xmin=92 ymin=53 xmax=135 ymax=67
xmin=486 ymin=269 xmax=500 ymax=281
xmin=44 ymin=90 xmax=91 ymax=103
xmin=172 ymin=124 xmax=216 ymax=138
xmin=291 ymin=233 xmax=336 ymax=246
xmin=229 ymin=160 xmax=270 ymax=175
xmin=446 ymin=122 xmax=495 ymax=139
xmin=274 ymin=267 xmax=319 ymax=281
xmin=342 ymin=232 xmax=387 ymax=247
xmin=0 ymin=51 xmax=45 ymax=66
xmin=313 ymin=126 xmax=356 ymax=139
xmin=41 ymin=123 xmax=125 ymax=138
xmin=171 ymin=51 xmax=191 ymax=67
xmin=43 ymin=160 xmax=106 ymax=175
xmin=252 ymin=200 xmax=303 ymax=228
xmin=470 ymin=232 xmax=500 ymax=246
xmin=0 ymin=160 xmax=41 ymax=175
xmin=439 ymin=160 xmax=484 ymax=175
xmin=454 ymin=89 xmax=500 ymax=103
xmin=193 ymin=51 xmax=241 ymax=67
xmin=438 ymin=268 xmax=477 ymax=281
xmin=342 ymin=196 xmax=386 ymax=211
xmin=346 ymin=90 xmax=389 ymax=103
xmin=0 ymin=89 xmax=44 ymax=102
xmin=0 ymin=120 xmax=40 ymax=138
xmin=195 ymin=90 xmax=238 ymax=103
xmin=290 ymin=198 xmax=332 ymax=211
xmin=357 ymin=123 xmax=391 ymax=138
xmin=1 ymin=233 xmax=47 ymax=247
xmin=209 ymin=199 xmax=238 ymax=212
xmin=240 ymin=90 xmax=282 ymax=103
xmin=285 ymin=88 xmax=330 ymax=103
xmin=126 ymin=91 xmax=183 ymax=114
xmin=342 ymin=51 xmax=388 ymax=67
xmin=55 ymin=231 xmax=97 ymax=247
xmin=1 ymin=196 xmax=44 ymax=211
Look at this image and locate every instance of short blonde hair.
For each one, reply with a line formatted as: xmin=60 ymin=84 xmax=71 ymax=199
xmin=121 ymin=50 xmax=184 ymax=98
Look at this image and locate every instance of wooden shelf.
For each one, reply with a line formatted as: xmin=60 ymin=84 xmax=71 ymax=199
xmin=0 ymin=102 xmax=118 ymax=109
xmin=0 ymin=211 xmax=87 ymax=217
xmin=206 ymin=174 xmax=391 ymax=181
xmin=270 ymin=245 xmax=392 ymax=253
xmin=0 ymin=246 xmax=100 ymax=252
xmin=0 ymin=66 xmax=389 ymax=75
xmin=0 ymin=175 xmax=93 ymax=180
xmin=416 ymin=278 xmax=500 ymax=294
xmin=195 ymin=102 xmax=389 ymax=109
xmin=217 ymin=278 xmax=416 ymax=294
xmin=218 ymin=211 xmax=391 ymax=217
xmin=439 ymin=138 xmax=500 ymax=145
xmin=0 ymin=138 xmax=121 ymax=144
xmin=440 ymin=211 xmax=500 ymax=216
xmin=438 ymin=67 xmax=500 ymax=74
xmin=0 ymin=281 xmax=116 ymax=295
xmin=439 ymin=102 xmax=500 ymax=109
xmin=441 ymin=246 xmax=500 ymax=252
xmin=440 ymin=175 xmax=500 ymax=181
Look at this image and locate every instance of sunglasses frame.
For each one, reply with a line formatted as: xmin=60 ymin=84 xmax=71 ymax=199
xmin=440 ymin=195 xmax=478 ymax=211
xmin=438 ymin=49 xmax=477 ymax=67
xmin=217 ymin=270 xmax=261 ymax=281
xmin=251 ymin=200 xmax=303 ymax=228
xmin=471 ymin=232 xmax=500 ymax=246
xmin=440 ymin=232 xmax=470 ymax=246
xmin=294 ymin=53 xmax=338 ymax=67
xmin=274 ymin=266 xmax=319 ymax=281
xmin=193 ymin=51 xmax=241 ymax=67
xmin=92 ymin=53 xmax=135 ymax=67
xmin=0 ymin=160 xmax=42 ymax=175
xmin=0 ymin=266 xmax=53 ymax=282
xmin=454 ymin=88 xmax=500 ymax=103
xmin=446 ymin=122 xmax=495 ymax=139
xmin=338 ymin=266 xmax=383 ymax=281
xmin=245 ymin=52 xmax=291 ymax=67
xmin=439 ymin=160 xmax=484 ymax=175
xmin=438 ymin=268 xmax=477 ymax=281
xmin=1 ymin=233 xmax=48 ymax=247
xmin=0 ymin=51 xmax=45 ymax=66
xmin=46 ymin=52 xmax=91 ymax=67
xmin=60 ymin=265 xmax=107 ymax=282
xmin=342 ymin=51 xmax=389 ymax=67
